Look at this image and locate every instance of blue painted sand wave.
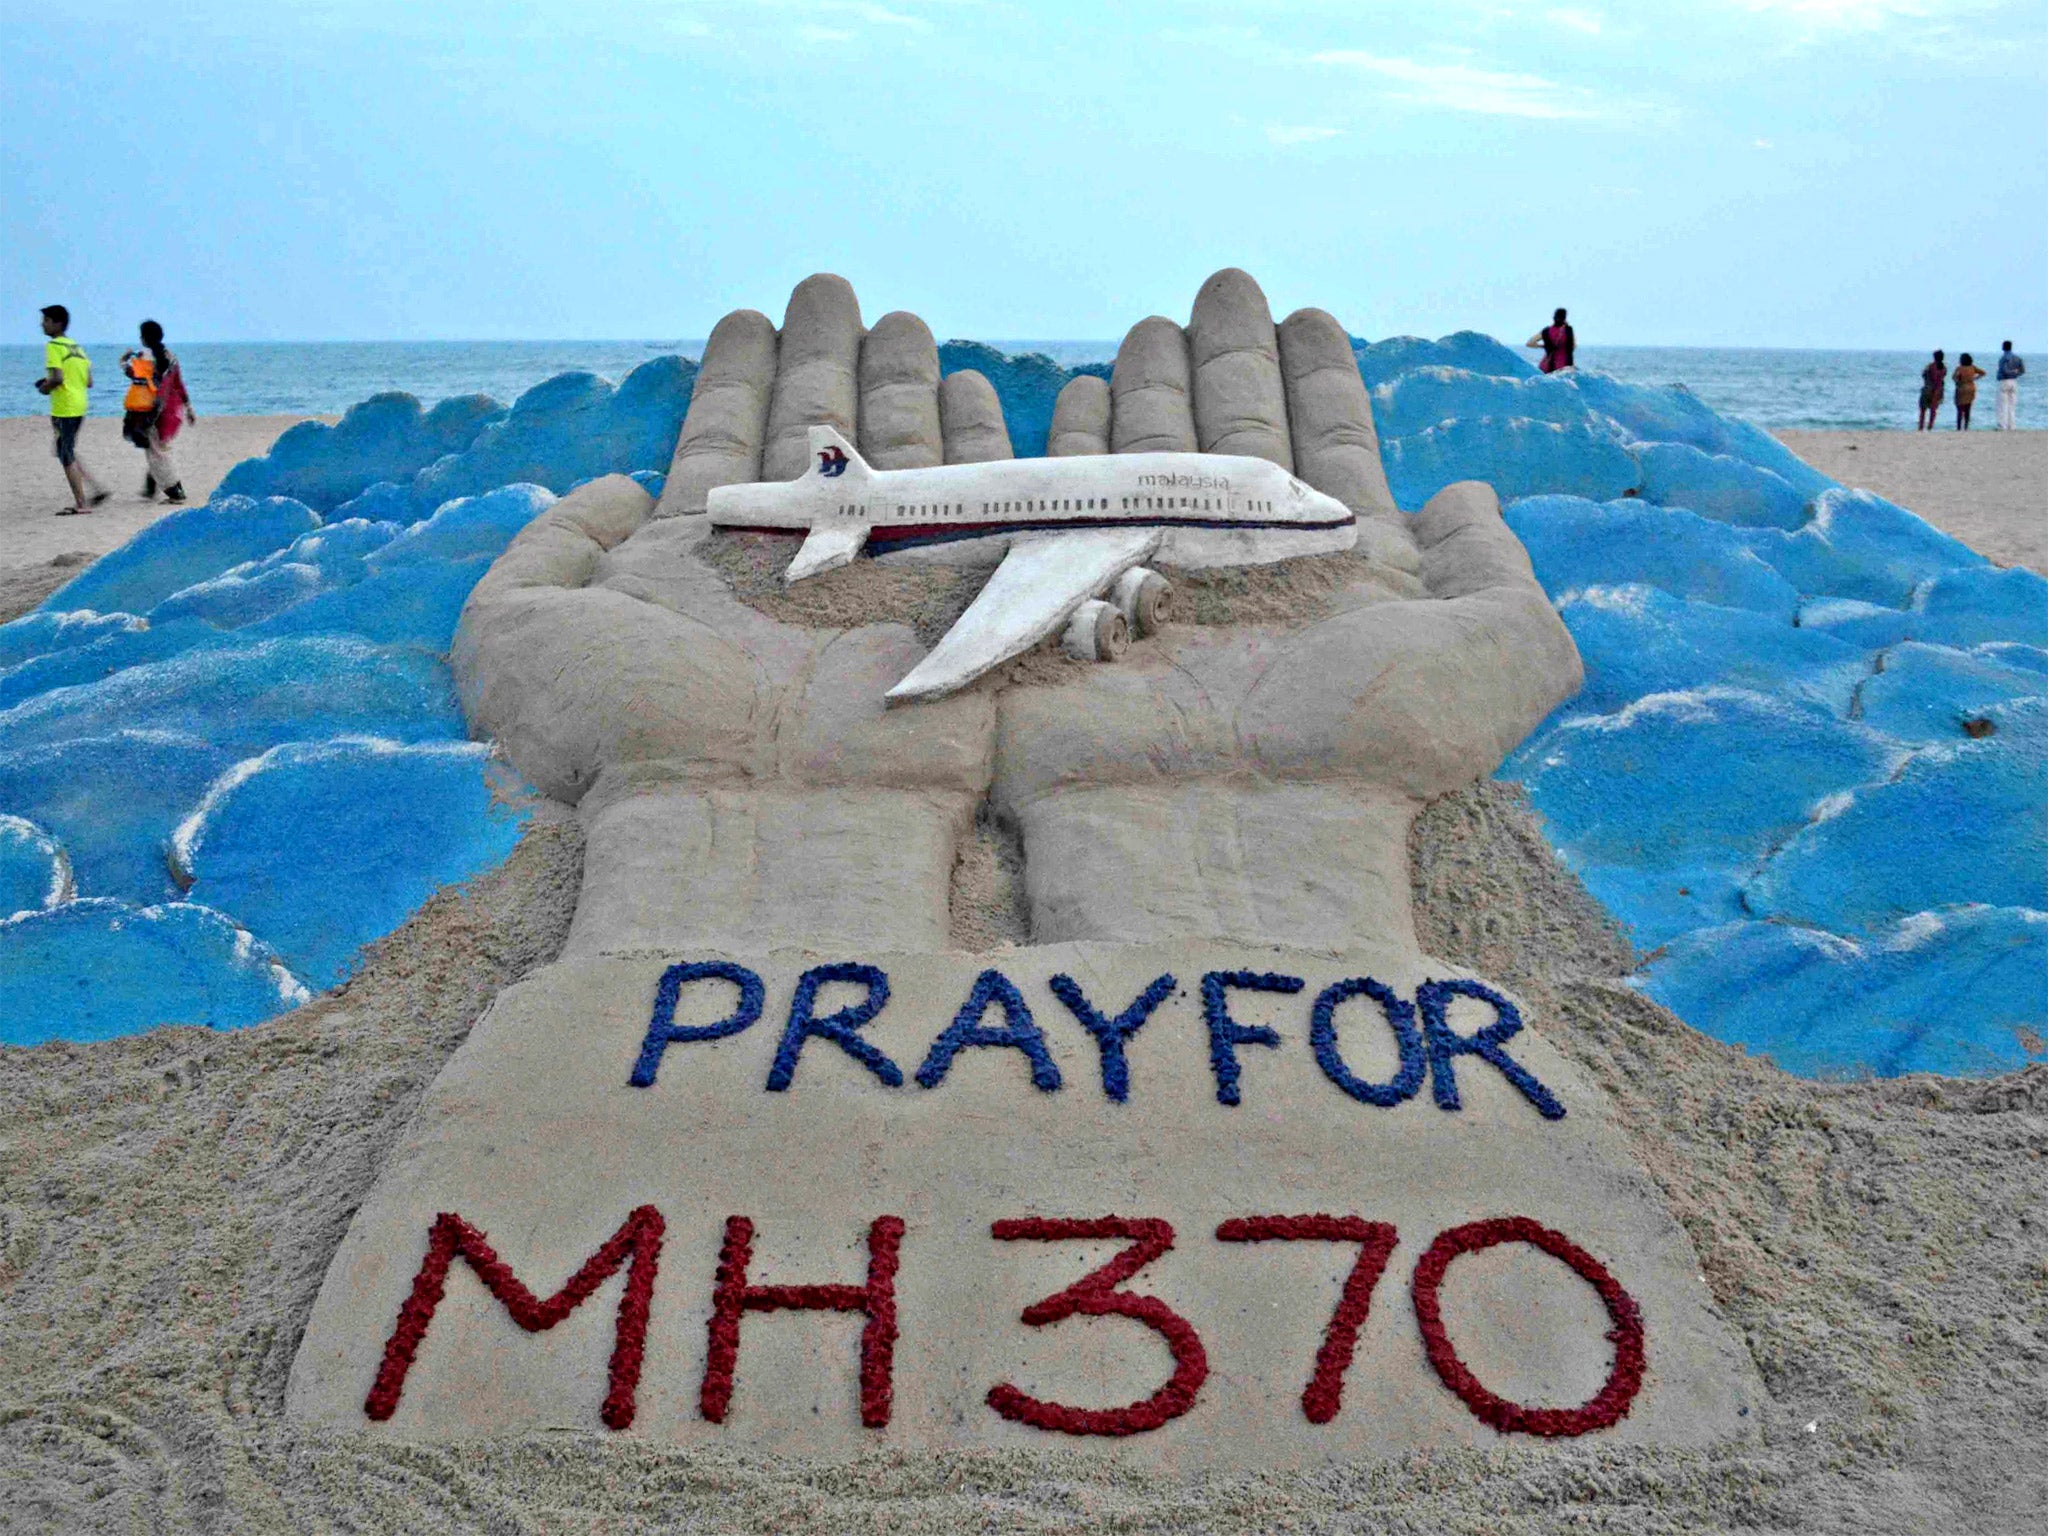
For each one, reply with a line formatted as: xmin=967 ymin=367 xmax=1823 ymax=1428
xmin=1359 ymin=333 xmax=2048 ymax=1078
xmin=0 ymin=358 xmax=693 ymax=1045
xmin=4 ymin=337 xmax=2044 ymax=1079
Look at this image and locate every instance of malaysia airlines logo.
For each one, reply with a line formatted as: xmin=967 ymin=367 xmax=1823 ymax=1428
xmin=818 ymin=445 xmax=850 ymax=478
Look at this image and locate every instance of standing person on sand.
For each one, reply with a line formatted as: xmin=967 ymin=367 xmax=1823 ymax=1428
xmin=1997 ymin=341 xmax=2025 ymax=431
xmin=1917 ymin=349 xmax=1946 ymax=431
xmin=122 ymin=320 xmax=192 ymax=502
xmin=119 ymin=337 xmax=159 ymax=479
xmin=1527 ymin=308 xmax=1576 ymax=373
xmin=1952 ymin=353 xmax=1986 ymax=431
xmin=36 ymin=304 xmax=110 ymax=515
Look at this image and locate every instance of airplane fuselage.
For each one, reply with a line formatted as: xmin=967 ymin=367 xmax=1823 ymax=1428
xmin=700 ymin=430 xmax=1361 ymax=700
xmin=708 ymin=450 xmax=1355 ymax=568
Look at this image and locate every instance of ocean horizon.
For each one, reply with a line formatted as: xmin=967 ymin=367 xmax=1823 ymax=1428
xmin=4 ymin=339 xmax=2036 ymax=434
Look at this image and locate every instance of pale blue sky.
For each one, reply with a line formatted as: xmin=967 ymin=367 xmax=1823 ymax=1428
xmin=5 ymin=0 xmax=2042 ymax=347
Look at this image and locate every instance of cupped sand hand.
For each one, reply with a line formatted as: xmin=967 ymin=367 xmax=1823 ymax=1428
xmin=452 ymin=465 xmax=996 ymax=957
xmin=996 ymin=477 xmax=1577 ymax=954
xmin=454 ymin=270 xmax=1580 ymax=959
xmin=970 ymin=270 xmax=1580 ymax=953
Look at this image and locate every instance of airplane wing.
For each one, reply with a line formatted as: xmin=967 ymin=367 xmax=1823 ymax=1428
xmin=886 ymin=527 xmax=1163 ymax=703
xmin=786 ymin=523 xmax=869 ymax=582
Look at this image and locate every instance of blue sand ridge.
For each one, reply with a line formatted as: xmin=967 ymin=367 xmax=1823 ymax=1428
xmin=1550 ymin=586 xmax=1868 ymax=718
xmin=1368 ymin=338 xmax=2048 ymax=1077
xmin=0 ymin=900 xmax=309 ymax=1048
xmin=0 ymin=815 xmax=68 ymax=916
xmin=215 ymin=356 xmax=692 ymax=521
xmin=0 ymin=356 xmax=662 ymax=1038
xmin=0 ymin=733 xmax=235 ymax=906
xmin=175 ymin=738 xmax=531 ymax=990
xmin=43 ymin=496 xmax=322 ymax=617
xmin=0 ymin=610 xmax=146 ymax=671
xmin=0 ymin=351 xmax=691 ymax=1040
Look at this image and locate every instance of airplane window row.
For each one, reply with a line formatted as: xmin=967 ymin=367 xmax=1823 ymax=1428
xmin=1123 ymin=496 xmax=1229 ymax=513
xmin=882 ymin=498 xmax=1124 ymax=518
xmin=859 ymin=493 xmax=1276 ymax=521
xmin=981 ymin=498 xmax=1111 ymax=515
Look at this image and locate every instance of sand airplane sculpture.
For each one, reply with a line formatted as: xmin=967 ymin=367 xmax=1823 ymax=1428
xmin=708 ymin=425 xmax=1357 ymax=702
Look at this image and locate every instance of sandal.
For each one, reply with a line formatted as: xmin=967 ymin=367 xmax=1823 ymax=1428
xmin=88 ymin=490 xmax=112 ymax=507
xmin=55 ymin=505 xmax=94 ymax=516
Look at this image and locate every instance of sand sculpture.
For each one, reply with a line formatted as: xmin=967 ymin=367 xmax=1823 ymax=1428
xmin=706 ymin=421 xmax=1360 ymax=699
xmin=290 ymin=271 xmax=1760 ymax=1466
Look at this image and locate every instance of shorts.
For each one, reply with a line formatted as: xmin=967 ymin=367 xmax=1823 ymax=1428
xmin=51 ymin=414 xmax=83 ymax=466
xmin=123 ymin=409 xmax=157 ymax=448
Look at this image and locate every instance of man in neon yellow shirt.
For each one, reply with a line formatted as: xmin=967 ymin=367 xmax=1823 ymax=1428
xmin=38 ymin=304 xmax=110 ymax=515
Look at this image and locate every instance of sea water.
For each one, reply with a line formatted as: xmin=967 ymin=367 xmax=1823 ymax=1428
xmin=4 ymin=341 xmax=2036 ymax=432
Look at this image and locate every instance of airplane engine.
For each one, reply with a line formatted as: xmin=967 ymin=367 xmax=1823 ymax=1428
xmin=1110 ymin=566 xmax=1171 ymax=637
xmin=1061 ymin=598 xmax=1129 ymax=663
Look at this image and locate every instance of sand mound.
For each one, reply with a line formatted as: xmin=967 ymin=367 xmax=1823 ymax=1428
xmin=2 ymin=782 xmax=2042 ymax=1530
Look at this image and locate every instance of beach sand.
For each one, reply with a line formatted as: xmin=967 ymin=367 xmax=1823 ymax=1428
xmin=1777 ymin=428 xmax=2048 ymax=574
xmin=0 ymin=415 xmax=326 ymax=622
xmin=0 ymin=430 xmax=2045 ymax=1531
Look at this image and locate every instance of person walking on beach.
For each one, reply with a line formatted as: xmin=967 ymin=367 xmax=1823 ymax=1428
xmin=1997 ymin=341 xmax=2025 ymax=430
xmin=121 ymin=320 xmax=191 ymax=502
xmin=36 ymin=304 xmax=110 ymax=515
xmin=1917 ymin=349 xmax=1946 ymax=431
xmin=1952 ymin=353 xmax=1986 ymax=431
xmin=120 ymin=339 xmax=158 ymax=474
xmin=1527 ymin=308 xmax=1576 ymax=373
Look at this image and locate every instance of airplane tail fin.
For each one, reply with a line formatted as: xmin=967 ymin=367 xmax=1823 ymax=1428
xmin=783 ymin=425 xmax=872 ymax=583
xmin=805 ymin=424 xmax=871 ymax=484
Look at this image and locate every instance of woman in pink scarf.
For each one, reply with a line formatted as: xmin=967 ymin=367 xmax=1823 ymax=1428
xmin=1526 ymin=308 xmax=1576 ymax=373
xmin=142 ymin=320 xmax=195 ymax=502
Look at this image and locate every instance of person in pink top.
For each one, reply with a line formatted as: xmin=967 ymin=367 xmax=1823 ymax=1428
xmin=141 ymin=320 xmax=195 ymax=502
xmin=1526 ymin=308 xmax=1576 ymax=373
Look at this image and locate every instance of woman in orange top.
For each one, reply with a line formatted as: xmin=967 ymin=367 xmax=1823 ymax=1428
xmin=1951 ymin=352 xmax=1987 ymax=431
xmin=120 ymin=320 xmax=190 ymax=502
xmin=120 ymin=350 xmax=157 ymax=438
